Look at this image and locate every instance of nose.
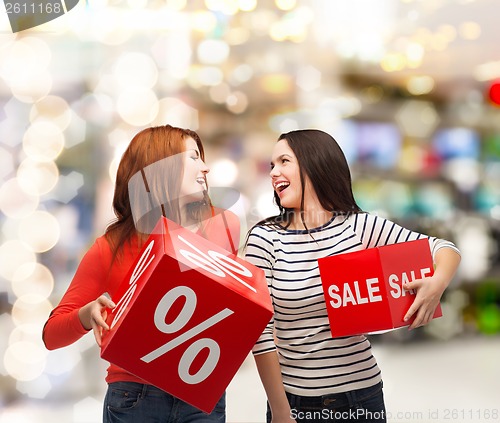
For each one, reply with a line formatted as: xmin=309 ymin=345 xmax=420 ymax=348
xmin=270 ymin=166 xmax=280 ymax=178
xmin=200 ymin=159 xmax=210 ymax=174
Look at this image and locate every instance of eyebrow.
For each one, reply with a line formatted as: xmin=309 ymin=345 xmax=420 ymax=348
xmin=270 ymin=153 xmax=293 ymax=166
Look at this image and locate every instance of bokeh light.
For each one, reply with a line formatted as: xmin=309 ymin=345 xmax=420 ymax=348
xmin=0 ymin=178 xmax=39 ymax=219
xmin=16 ymin=374 xmax=52 ymax=399
xmin=17 ymin=159 xmax=59 ymax=196
xmin=3 ymin=340 xmax=47 ymax=382
xmin=152 ymin=97 xmax=199 ymax=129
xmin=116 ymin=87 xmax=159 ymax=126
xmin=113 ymin=52 xmax=158 ymax=88
xmin=275 ymin=0 xmax=297 ymax=11
xmin=18 ymin=211 xmax=60 ymax=253
xmin=209 ymin=159 xmax=239 ymax=186
xmin=459 ymin=21 xmax=481 ymax=40
xmin=395 ymin=100 xmax=439 ymax=138
xmin=0 ymin=145 xmax=16 ymax=181
xmin=203 ymin=0 xmax=234 ymax=14
xmin=229 ymin=64 xmax=253 ymax=85
xmin=10 ymin=71 xmax=52 ymax=104
xmin=406 ymin=75 xmax=435 ymax=95
xmin=197 ymin=39 xmax=230 ymax=65
xmin=0 ymin=37 xmax=52 ymax=103
xmin=226 ymin=91 xmax=249 ymax=114
xmin=166 ymin=0 xmax=187 ymax=10
xmin=0 ymin=240 xmax=36 ymax=281
xmin=209 ymin=83 xmax=231 ymax=104
xmin=255 ymin=189 xmax=279 ymax=219
xmin=11 ymin=295 xmax=53 ymax=327
xmin=73 ymin=397 xmax=102 ymax=422
xmin=23 ymin=121 xmax=65 ymax=162
xmin=11 ymin=263 xmax=54 ymax=300
xmin=487 ymin=80 xmax=500 ymax=106
xmin=30 ymin=95 xmax=72 ymax=130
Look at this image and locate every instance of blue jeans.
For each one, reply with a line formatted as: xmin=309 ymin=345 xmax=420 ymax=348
xmin=103 ymin=382 xmax=225 ymax=423
xmin=267 ymin=382 xmax=386 ymax=423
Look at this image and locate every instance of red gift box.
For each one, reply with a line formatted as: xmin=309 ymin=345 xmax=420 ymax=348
xmin=318 ymin=239 xmax=442 ymax=337
xmin=100 ymin=217 xmax=273 ymax=413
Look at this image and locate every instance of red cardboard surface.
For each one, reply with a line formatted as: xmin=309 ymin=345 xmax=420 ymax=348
xmin=318 ymin=239 xmax=442 ymax=337
xmin=101 ymin=217 xmax=273 ymax=413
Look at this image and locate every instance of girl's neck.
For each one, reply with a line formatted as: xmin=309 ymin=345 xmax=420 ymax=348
xmin=180 ymin=209 xmax=199 ymax=233
xmin=288 ymin=183 xmax=333 ymax=230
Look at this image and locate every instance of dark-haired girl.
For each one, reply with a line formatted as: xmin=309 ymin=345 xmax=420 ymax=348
xmin=245 ymin=129 xmax=460 ymax=423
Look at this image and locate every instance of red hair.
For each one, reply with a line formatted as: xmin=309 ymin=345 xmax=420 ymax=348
xmin=105 ymin=125 xmax=211 ymax=259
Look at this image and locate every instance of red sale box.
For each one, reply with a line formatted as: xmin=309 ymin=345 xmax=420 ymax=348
xmin=318 ymin=239 xmax=442 ymax=337
xmin=100 ymin=217 xmax=273 ymax=413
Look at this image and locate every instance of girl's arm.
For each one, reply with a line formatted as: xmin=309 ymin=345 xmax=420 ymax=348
xmin=254 ymin=352 xmax=296 ymax=423
xmin=43 ymin=238 xmax=113 ymax=350
xmin=246 ymin=226 xmax=295 ymax=422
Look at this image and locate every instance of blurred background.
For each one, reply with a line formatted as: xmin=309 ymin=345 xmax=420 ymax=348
xmin=0 ymin=0 xmax=499 ymax=422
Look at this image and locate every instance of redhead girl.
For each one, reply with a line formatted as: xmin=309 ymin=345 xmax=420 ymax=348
xmin=43 ymin=125 xmax=239 ymax=423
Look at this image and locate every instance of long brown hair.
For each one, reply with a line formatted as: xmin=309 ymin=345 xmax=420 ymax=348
xmin=105 ymin=125 xmax=211 ymax=258
xmin=256 ymin=129 xmax=362 ymax=232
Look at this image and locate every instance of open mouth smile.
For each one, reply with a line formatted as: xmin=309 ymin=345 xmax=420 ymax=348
xmin=274 ymin=181 xmax=290 ymax=193
xmin=196 ymin=177 xmax=207 ymax=189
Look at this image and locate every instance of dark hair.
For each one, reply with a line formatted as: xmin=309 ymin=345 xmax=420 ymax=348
xmin=105 ymin=125 xmax=211 ymax=259
xmin=259 ymin=129 xmax=362 ymax=231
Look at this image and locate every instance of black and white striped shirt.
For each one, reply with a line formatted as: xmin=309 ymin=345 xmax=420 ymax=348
xmin=245 ymin=212 xmax=459 ymax=396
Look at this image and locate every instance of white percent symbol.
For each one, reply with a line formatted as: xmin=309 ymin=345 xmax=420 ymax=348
xmin=141 ymin=285 xmax=233 ymax=385
xmin=177 ymin=235 xmax=256 ymax=293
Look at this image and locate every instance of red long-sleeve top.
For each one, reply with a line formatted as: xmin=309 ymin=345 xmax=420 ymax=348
xmin=43 ymin=210 xmax=240 ymax=385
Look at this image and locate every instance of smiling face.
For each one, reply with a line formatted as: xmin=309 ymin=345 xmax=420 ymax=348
xmin=179 ymin=137 xmax=210 ymax=207
xmin=270 ymin=138 xmax=303 ymax=211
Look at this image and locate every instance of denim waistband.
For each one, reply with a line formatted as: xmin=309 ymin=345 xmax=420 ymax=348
xmin=286 ymin=381 xmax=383 ymax=409
xmin=108 ymin=381 xmax=166 ymax=398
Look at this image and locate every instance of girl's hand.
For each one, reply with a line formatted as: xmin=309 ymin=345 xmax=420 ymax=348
xmin=78 ymin=293 xmax=116 ymax=346
xmin=402 ymin=275 xmax=445 ymax=330
xmin=404 ymin=247 xmax=461 ymax=330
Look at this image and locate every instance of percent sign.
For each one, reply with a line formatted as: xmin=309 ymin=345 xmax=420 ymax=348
xmin=176 ymin=235 xmax=256 ymax=293
xmin=141 ymin=285 xmax=233 ymax=384
xmin=140 ymin=235 xmax=256 ymax=384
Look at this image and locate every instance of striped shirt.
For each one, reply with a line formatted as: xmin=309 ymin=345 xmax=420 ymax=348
xmin=245 ymin=212 xmax=460 ymax=396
